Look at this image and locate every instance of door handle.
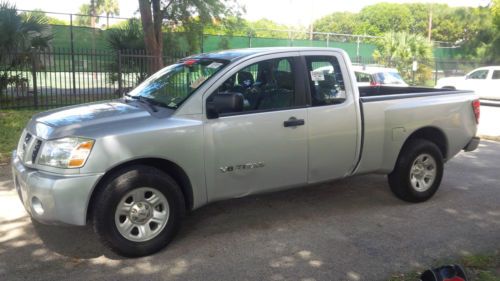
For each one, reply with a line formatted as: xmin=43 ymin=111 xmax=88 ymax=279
xmin=283 ymin=117 xmax=305 ymax=127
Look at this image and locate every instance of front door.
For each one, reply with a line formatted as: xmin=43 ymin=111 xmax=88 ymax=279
xmin=203 ymin=54 xmax=309 ymax=201
xmin=460 ymin=69 xmax=490 ymax=97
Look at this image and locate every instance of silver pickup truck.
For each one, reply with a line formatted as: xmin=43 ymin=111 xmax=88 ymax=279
xmin=12 ymin=47 xmax=480 ymax=257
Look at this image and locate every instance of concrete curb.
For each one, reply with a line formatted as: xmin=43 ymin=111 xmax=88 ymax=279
xmin=479 ymin=135 xmax=500 ymax=142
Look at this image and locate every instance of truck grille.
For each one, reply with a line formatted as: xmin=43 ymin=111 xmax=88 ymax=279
xmin=32 ymin=139 xmax=42 ymax=163
xmin=24 ymin=133 xmax=32 ymax=145
xmin=17 ymin=131 xmax=43 ymax=165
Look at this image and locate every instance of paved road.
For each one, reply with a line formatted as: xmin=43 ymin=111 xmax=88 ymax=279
xmin=0 ymin=141 xmax=499 ymax=281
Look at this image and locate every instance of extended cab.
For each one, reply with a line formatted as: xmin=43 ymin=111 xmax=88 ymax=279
xmin=12 ymin=47 xmax=480 ymax=257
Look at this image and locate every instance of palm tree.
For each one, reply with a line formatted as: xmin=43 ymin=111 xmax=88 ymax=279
xmin=373 ymin=32 xmax=434 ymax=85
xmin=0 ymin=2 xmax=52 ymax=90
xmin=0 ymin=3 xmax=52 ymax=54
xmin=98 ymin=0 xmax=120 ymax=28
xmin=75 ymin=4 xmax=94 ymax=26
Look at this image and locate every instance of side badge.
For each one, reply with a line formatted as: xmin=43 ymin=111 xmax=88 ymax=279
xmin=220 ymin=162 xmax=265 ymax=173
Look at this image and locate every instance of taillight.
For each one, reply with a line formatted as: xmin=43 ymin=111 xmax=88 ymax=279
xmin=472 ymin=99 xmax=480 ymax=124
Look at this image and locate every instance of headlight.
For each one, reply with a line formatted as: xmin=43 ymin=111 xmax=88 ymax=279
xmin=38 ymin=137 xmax=94 ymax=168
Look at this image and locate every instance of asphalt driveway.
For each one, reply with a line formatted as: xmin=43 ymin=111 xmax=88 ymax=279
xmin=0 ymin=141 xmax=499 ymax=281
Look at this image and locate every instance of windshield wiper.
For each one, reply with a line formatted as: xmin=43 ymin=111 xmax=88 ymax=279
xmin=124 ymin=94 xmax=158 ymax=112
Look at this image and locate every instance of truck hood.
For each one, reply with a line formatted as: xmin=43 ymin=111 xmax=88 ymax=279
xmin=27 ymin=100 xmax=173 ymax=139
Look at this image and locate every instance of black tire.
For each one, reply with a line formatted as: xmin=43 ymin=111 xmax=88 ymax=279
xmin=92 ymin=165 xmax=185 ymax=257
xmin=388 ymin=139 xmax=444 ymax=203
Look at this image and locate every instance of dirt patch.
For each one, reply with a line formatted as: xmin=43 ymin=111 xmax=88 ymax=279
xmin=0 ymin=164 xmax=12 ymax=180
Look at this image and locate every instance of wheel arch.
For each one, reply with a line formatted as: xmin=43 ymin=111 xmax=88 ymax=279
xmin=401 ymin=126 xmax=448 ymax=160
xmin=86 ymin=158 xmax=194 ymax=223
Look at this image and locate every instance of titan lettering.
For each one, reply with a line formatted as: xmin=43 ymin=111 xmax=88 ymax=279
xmin=220 ymin=162 xmax=265 ymax=173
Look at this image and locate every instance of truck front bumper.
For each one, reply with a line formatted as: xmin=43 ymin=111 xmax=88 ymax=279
xmin=11 ymin=151 xmax=103 ymax=226
xmin=464 ymin=136 xmax=480 ymax=152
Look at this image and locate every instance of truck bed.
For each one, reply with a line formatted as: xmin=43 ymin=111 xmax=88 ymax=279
xmin=354 ymin=86 xmax=477 ymax=175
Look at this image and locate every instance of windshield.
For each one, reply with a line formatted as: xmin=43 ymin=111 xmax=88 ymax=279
xmin=126 ymin=58 xmax=229 ymax=109
xmin=374 ymin=71 xmax=406 ymax=85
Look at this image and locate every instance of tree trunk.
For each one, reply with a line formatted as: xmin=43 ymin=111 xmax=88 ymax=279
xmin=90 ymin=0 xmax=96 ymax=28
xmin=107 ymin=13 xmax=110 ymax=28
xmin=138 ymin=0 xmax=163 ymax=74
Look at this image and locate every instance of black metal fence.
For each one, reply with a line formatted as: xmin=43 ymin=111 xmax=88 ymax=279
xmin=0 ymin=49 xmax=187 ymax=109
xmin=0 ymin=48 xmax=489 ymax=110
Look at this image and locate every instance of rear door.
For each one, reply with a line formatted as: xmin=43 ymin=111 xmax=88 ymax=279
xmin=203 ymin=52 xmax=310 ymax=201
xmin=300 ymin=51 xmax=360 ymax=183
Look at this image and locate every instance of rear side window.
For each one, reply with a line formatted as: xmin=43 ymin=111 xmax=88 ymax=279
xmin=306 ymin=56 xmax=346 ymax=106
xmin=492 ymin=70 xmax=500 ymax=80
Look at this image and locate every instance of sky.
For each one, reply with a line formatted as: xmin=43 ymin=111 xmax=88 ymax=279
xmin=11 ymin=0 xmax=491 ymax=26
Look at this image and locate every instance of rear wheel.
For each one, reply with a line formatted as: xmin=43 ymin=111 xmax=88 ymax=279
xmin=93 ymin=165 xmax=185 ymax=257
xmin=388 ymin=139 xmax=444 ymax=202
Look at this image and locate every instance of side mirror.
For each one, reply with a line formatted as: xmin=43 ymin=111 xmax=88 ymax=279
xmin=206 ymin=92 xmax=244 ymax=119
xmin=465 ymin=75 xmax=470 ymax=80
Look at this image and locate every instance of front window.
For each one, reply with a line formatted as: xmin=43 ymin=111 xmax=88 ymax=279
xmin=127 ymin=58 xmax=228 ymax=109
xmin=210 ymin=57 xmax=297 ymax=114
xmin=467 ymin=70 xmax=488 ymax=80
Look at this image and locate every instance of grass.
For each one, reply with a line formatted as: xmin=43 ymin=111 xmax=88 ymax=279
xmin=0 ymin=110 xmax=41 ymax=164
xmin=389 ymin=251 xmax=500 ymax=281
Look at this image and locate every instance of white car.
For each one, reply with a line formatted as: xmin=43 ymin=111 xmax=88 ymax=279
xmin=352 ymin=66 xmax=408 ymax=87
xmin=436 ymin=66 xmax=500 ymax=100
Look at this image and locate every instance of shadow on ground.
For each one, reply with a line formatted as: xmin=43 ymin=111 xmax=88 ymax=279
xmin=0 ymin=141 xmax=499 ymax=281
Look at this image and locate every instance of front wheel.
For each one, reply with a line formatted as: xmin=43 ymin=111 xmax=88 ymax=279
xmin=92 ymin=165 xmax=185 ymax=257
xmin=388 ymin=139 xmax=444 ymax=202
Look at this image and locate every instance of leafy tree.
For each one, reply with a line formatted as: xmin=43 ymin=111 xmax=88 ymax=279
xmin=313 ymin=12 xmax=358 ymax=37
xmin=314 ymin=2 xmax=498 ymax=61
xmin=22 ymin=9 xmax=68 ymax=26
xmin=494 ymin=0 xmax=500 ymax=26
xmin=99 ymin=0 xmax=120 ymax=28
xmin=137 ymin=0 xmax=243 ymax=73
xmin=47 ymin=17 xmax=69 ymax=25
xmin=373 ymin=32 xmax=433 ymax=85
xmin=245 ymin=18 xmax=289 ymax=38
xmin=485 ymin=0 xmax=500 ymax=62
xmin=358 ymin=3 xmax=412 ymax=35
xmin=430 ymin=7 xmax=464 ymax=43
xmin=204 ymin=16 xmax=247 ymax=37
xmin=75 ymin=4 xmax=95 ymax=26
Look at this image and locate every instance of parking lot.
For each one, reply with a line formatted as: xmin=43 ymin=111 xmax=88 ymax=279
xmin=0 ymin=105 xmax=499 ymax=281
